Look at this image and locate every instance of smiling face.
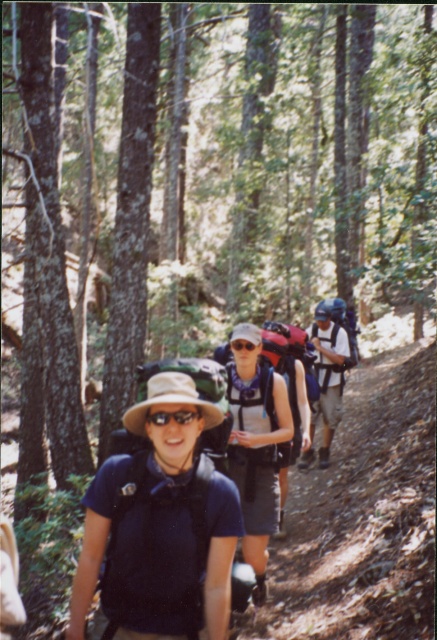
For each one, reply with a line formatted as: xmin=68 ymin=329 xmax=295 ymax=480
xmin=145 ymin=402 xmax=205 ymax=474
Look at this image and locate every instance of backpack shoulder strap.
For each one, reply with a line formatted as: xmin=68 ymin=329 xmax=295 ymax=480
xmin=330 ymin=322 xmax=340 ymax=348
xmin=284 ymin=354 xmax=296 ymax=385
xmin=111 ymin=450 xmax=150 ymax=525
xmin=105 ymin=450 xmax=152 ymax=570
xmin=188 ymin=453 xmax=215 ymax=574
xmin=259 ymin=363 xmax=277 ymax=431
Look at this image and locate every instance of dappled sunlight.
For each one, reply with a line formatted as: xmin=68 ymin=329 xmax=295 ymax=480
xmin=300 ymin=537 xmax=374 ymax=591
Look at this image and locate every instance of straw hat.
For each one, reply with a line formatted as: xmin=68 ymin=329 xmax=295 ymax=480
xmin=122 ymin=372 xmax=224 ymax=437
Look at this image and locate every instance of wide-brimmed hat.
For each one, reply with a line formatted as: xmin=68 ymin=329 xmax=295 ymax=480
xmin=230 ymin=323 xmax=262 ymax=346
xmin=122 ymin=372 xmax=224 ymax=437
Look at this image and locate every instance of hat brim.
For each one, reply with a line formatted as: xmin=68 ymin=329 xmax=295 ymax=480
xmin=122 ymin=394 xmax=225 ymax=437
xmin=230 ymin=333 xmax=261 ymax=346
xmin=315 ymin=315 xmax=329 ymax=321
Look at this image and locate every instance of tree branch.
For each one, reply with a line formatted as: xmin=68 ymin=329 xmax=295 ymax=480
xmin=2 ymin=147 xmax=54 ymax=255
xmin=388 ymin=194 xmax=415 ymax=248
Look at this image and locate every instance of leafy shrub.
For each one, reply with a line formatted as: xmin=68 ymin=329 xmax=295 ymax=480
xmin=14 ymin=474 xmax=92 ymax=628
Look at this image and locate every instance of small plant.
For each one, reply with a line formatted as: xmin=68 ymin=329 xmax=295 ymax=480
xmin=14 ymin=474 xmax=92 ymax=630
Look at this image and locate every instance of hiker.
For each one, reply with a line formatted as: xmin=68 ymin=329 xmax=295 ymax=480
xmin=226 ymin=323 xmax=294 ymax=606
xmin=299 ymin=303 xmax=350 ymax=470
xmin=66 ymin=372 xmax=245 ymax=640
xmin=274 ymin=357 xmax=312 ymax=540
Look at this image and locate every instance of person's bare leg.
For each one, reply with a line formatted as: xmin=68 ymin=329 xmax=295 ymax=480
xmin=242 ymin=535 xmax=270 ymax=606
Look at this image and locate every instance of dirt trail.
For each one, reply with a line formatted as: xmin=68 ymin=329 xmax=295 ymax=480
xmin=233 ymin=337 xmax=435 ymax=640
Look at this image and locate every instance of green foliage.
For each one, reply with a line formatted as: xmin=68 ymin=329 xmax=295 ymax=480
xmin=14 ymin=475 xmax=92 ymax=624
xmin=147 ymin=261 xmax=228 ymax=356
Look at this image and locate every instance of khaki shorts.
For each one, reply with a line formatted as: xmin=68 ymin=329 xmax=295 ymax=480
xmin=87 ymin=607 xmax=209 ymax=640
xmin=312 ymin=385 xmax=343 ymax=430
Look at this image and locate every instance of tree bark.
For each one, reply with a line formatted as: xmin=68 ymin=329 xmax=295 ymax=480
xmin=302 ymin=5 xmax=328 ymax=310
xmin=53 ymin=2 xmax=68 ymax=188
xmin=347 ymin=4 xmax=377 ymax=309
xmin=413 ymin=5 xmax=433 ymax=341
xmin=99 ymin=3 xmax=161 ymax=464
xmin=15 ymin=227 xmax=48 ymax=521
xmin=20 ymin=3 xmax=94 ymax=488
xmin=75 ymin=3 xmax=103 ymax=396
xmin=227 ymin=4 xmax=280 ymax=312
xmin=157 ymin=3 xmax=190 ymax=358
xmin=334 ymin=5 xmax=350 ymax=302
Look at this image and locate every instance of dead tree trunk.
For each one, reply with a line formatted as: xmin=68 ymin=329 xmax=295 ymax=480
xmin=75 ymin=3 xmax=103 ymax=396
xmin=53 ymin=2 xmax=68 ymax=188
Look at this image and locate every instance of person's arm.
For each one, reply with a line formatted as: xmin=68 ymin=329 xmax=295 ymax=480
xmin=65 ymin=509 xmax=111 ymax=640
xmin=232 ymin=373 xmax=294 ymax=448
xmin=204 ymin=536 xmax=238 ymax=640
xmin=312 ymin=336 xmax=346 ymax=366
xmin=294 ymin=360 xmax=312 ymax=451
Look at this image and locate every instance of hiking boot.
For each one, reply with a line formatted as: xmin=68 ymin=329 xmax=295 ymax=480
xmin=297 ymin=448 xmax=315 ymax=469
xmin=318 ymin=447 xmax=330 ymax=469
xmin=272 ymin=509 xmax=287 ymax=540
xmin=252 ymin=577 xmax=268 ymax=607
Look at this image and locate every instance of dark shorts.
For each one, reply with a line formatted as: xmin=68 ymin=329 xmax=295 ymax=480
xmin=277 ymin=441 xmax=294 ymax=468
xmin=227 ymin=452 xmax=280 ymax=536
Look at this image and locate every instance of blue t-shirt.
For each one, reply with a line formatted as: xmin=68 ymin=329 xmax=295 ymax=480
xmin=83 ymin=453 xmax=244 ymax=634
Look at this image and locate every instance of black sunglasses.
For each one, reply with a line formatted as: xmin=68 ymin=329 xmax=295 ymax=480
xmin=147 ymin=410 xmax=201 ymax=426
xmin=231 ymin=341 xmax=257 ymax=351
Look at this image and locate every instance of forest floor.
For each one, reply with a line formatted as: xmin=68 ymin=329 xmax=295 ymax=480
xmin=1 ymin=315 xmax=435 ymax=639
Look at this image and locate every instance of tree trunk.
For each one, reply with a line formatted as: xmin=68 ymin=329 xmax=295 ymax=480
xmin=302 ymin=5 xmax=328 ymax=311
xmin=20 ymin=3 xmax=94 ymax=488
xmin=413 ymin=5 xmax=433 ymax=341
xmin=227 ymin=4 xmax=280 ymax=312
xmin=99 ymin=3 xmax=161 ymax=464
xmin=53 ymin=2 xmax=68 ymax=188
xmin=157 ymin=3 xmax=190 ymax=358
xmin=334 ymin=5 xmax=350 ymax=302
xmin=75 ymin=3 xmax=103 ymax=396
xmin=15 ymin=217 xmax=48 ymax=521
xmin=347 ymin=4 xmax=377 ymax=309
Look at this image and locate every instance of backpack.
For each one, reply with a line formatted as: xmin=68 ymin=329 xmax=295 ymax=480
xmin=262 ymin=321 xmax=320 ymax=404
xmin=311 ymin=298 xmax=360 ymax=395
xmin=108 ymin=358 xmax=233 ymax=473
xmin=99 ymin=451 xmax=255 ymax=640
xmin=260 ymin=323 xmax=320 ymax=463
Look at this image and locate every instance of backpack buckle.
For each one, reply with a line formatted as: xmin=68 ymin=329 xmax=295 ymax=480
xmin=119 ymin=482 xmax=137 ymax=496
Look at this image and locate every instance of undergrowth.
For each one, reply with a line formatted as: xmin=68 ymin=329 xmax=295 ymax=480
xmin=14 ymin=474 xmax=92 ymax=631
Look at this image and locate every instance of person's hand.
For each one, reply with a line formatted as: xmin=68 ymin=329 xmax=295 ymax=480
xmin=301 ymin=433 xmax=312 ymax=452
xmin=232 ymin=431 xmax=257 ymax=448
xmin=228 ymin=431 xmax=239 ymax=445
xmin=312 ymin=337 xmax=321 ymax=351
